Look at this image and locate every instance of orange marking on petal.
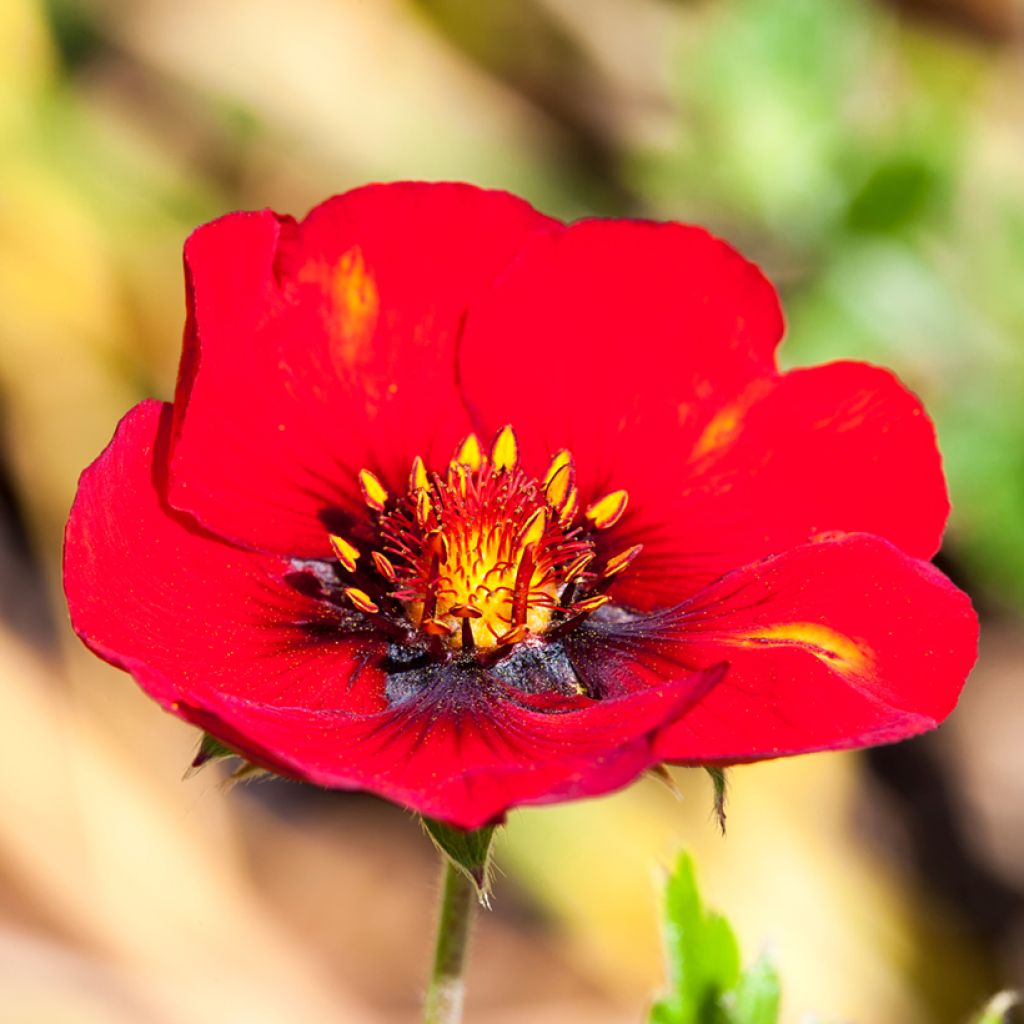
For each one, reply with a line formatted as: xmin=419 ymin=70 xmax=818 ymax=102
xmin=585 ymin=489 xmax=628 ymax=530
xmin=490 ymin=425 xmax=519 ymax=472
xmin=328 ymin=533 xmax=360 ymax=572
xmin=603 ymin=544 xmax=643 ymax=578
xmin=690 ymin=405 xmax=744 ymax=461
xmin=729 ymin=622 xmax=874 ymax=677
xmin=371 ymin=550 xmax=397 ymax=582
xmin=574 ymin=594 xmax=611 ymax=614
xmin=358 ymin=469 xmax=388 ymax=512
xmin=301 ymin=247 xmax=379 ymax=367
xmin=344 ymin=587 xmax=379 ymax=614
xmin=453 ymin=434 xmax=483 ymax=471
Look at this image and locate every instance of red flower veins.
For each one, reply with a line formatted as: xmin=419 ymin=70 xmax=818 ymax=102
xmin=63 ymin=182 xmax=979 ymax=829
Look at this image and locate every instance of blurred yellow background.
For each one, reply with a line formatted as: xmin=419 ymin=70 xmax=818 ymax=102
xmin=1 ymin=0 xmax=1022 ymax=1021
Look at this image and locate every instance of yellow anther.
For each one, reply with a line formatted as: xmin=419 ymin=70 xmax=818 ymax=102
xmin=358 ymin=469 xmax=388 ymax=512
xmin=421 ymin=617 xmax=454 ymax=637
xmin=497 ymin=624 xmax=530 ymax=646
xmin=409 ymin=455 xmax=428 ymax=492
xmin=574 ymin=593 xmax=611 ymax=614
xmin=449 ymin=604 xmax=483 ymax=619
xmin=603 ymin=544 xmax=643 ymax=577
xmin=416 ymin=489 xmax=433 ymax=527
xmin=491 ymin=425 xmax=519 ymax=472
xmin=344 ymin=587 xmax=379 ymax=614
xmin=559 ymin=487 xmax=578 ymax=525
xmin=544 ymin=462 xmax=573 ymax=509
xmin=564 ymin=552 xmax=595 ymax=583
xmin=371 ymin=550 xmax=397 ymax=582
xmin=328 ymin=534 xmax=360 ymax=572
xmin=544 ymin=450 xmax=573 ymax=490
xmin=585 ymin=489 xmax=628 ymax=530
xmin=519 ymin=508 xmax=547 ymax=549
xmin=447 ymin=461 xmax=467 ymax=494
xmin=453 ymin=434 xmax=483 ymax=471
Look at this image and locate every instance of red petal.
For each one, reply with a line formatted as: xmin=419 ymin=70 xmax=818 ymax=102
xmin=610 ymin=361 xmax=951 ymax=610
xmin=457 ymin=218 xmax=783 ymax=484
xmin=457 ymin=224 xmax=947 ymax=612
xmin=169 ymin=183 xmax=558 ymax=557
xmin=580 ymin=534 xmax=977 ymax=761
xmin=65 ymin=401 xmax=389 ymax=714
xmin=65 ymin=401 xmax=731 ymax=827
xmin=172 ymin=665 xmax=726 ymax=830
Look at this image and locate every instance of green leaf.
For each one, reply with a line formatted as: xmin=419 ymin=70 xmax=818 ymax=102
xmin=730 ymin=952 xmax=781 ymax=1024
xmin=422 ymin=818 xmax=497 ymax=904
xmin=650 ymin=852 xmax=741 ymax=1024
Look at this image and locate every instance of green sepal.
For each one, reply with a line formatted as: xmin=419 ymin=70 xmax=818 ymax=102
xmin=184 ymin=733 xmax=270 ymax=786
xmin=184 ymin=733 xmax=237 ymax=778
xmin=422 ymin=817 xmax=497 ymax=905
xmin=705 ymin=766 xmax=729 ymax=834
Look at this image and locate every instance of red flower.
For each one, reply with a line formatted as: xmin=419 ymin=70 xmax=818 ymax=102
xmin=64 ymin=183 xmax=977 ymax=829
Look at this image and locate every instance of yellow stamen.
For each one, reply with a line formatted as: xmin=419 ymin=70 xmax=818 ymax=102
xmin=447 ymin=461 xmax=467 ymax=494
xmin=344 ymin=587 xmax=379 ymax=614
xmin=519 ymin=508 xmax=547 ymax=549
xmin=544 ymin=462 xmax=573 ymax=509
xmin=421 ymin=617 xmax=454 ymax=637
xmin=574 ymin=594 xmax=611 ymax=614
xmin=355 ymin=425 xmax=641 ymax=653
xmin=358 ymin=469 xmax=388 ymax=512
xmin=544 ymin=449 xmax=573 ymax=490
xmin=497 ymin=624 xmax=530 ymax=646
xmin=453 ymin=434 xmax=483 ymax=471
xmin=409 ymin=455 xmax=428 ymax=492
xmin=559 ymin=487 xmax=579 ymax=524
xmin=603 ymin=544 xmax=643 ymax=577
xmin=416 ymin=489 xmax=433 ymax=527
xmin=585 ymin=489 xmax=628 ymax=530
xmin=328 ymin=534 xmax=360 ymax=572
xmin=564 ymin=552 xmax=595 ymax=583
xmin=371 ymin=550 xmax=397 ymax=582
xmin=491 ymin=425 xmax=519 ymax=472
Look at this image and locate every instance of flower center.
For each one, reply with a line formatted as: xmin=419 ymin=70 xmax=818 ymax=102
xmin=327 ymin=426 xmax=640 ymax=653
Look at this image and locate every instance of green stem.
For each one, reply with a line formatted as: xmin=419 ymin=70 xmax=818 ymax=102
xmin=423 ymin=858 xmax=476 ymax=1024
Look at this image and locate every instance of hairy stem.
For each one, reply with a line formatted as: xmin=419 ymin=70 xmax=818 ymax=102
xmin=423 ymin=858 xmax=476 ymax=1024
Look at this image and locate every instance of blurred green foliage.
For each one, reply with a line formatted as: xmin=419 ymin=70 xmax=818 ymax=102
xmin=639 ymin=0 xmax=1024 ymax=608
xmin=650 ymin=851 xmax=781 ymax=1024
xmin=650 ymin=852 xmax=1017 ymax=1024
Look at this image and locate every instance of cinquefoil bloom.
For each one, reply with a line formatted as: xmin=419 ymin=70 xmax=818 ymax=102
xmin=64 ymin=183 xmax=977 ymax=829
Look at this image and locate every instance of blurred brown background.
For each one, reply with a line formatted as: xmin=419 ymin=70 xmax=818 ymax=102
xmin=2 ymin=0 xmax=1023 ymax=1021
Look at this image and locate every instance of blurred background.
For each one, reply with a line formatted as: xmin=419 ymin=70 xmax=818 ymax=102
xmin=1 ymin=0 xmax=1023 ymax=1020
